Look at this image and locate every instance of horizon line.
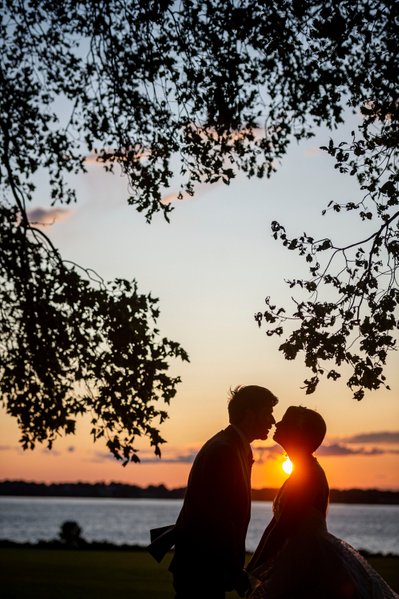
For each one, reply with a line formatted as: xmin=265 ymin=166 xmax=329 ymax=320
xmin=1 ymin=479 xmax=399 ymax=493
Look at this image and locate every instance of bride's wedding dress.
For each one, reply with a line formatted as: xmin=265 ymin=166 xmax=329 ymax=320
xmin=248 ymin=458 xmax=398 ymax=599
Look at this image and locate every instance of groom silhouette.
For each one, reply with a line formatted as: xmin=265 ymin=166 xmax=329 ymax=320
xmin=149 ymin=385 xmax=278 ymax=599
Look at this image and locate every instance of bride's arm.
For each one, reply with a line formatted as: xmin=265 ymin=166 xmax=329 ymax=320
xmin=246 ymin=517 xmax=277 ymax=572
xmin=246 ymin=482 xmax=310 ymax=572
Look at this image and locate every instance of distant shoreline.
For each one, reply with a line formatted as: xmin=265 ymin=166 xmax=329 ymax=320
xmin=1 ymin=480 xmax=399 ymax=504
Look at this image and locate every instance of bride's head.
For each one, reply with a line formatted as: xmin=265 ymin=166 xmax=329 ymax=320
xmin=274 ymin=406 xmax=326 ymax=457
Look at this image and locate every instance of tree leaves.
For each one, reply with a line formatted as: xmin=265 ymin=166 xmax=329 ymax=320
xmin=0 ymin=205 xmax=189 ymax=463
xmin=256 ymin=210 xmax=398 ymax=397
xmin=4 ymin=0 xmax=396 ymax=221
xmin=1 ymin=0 xmax=397 ymax=452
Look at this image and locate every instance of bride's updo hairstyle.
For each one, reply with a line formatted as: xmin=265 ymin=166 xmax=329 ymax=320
xmin=286 ymin=406 xmax=326 ymax=453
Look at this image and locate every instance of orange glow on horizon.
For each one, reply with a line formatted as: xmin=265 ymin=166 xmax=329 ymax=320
xmin=1 ymin=449 xmax=399 ymax=491
xmin=1 ymin=412 xmax=399 ymax=491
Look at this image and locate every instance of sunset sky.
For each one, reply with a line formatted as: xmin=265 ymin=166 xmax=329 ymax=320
xmin=1 ymin=115 xmax=398 ymax=491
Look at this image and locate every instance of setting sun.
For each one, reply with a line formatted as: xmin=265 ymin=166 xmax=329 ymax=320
xmin=282 ymin=456 xmax=293 ymax=475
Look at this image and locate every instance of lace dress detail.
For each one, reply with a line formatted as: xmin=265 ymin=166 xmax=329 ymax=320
xmin=249 ymin=460 xmax=398 ymax=599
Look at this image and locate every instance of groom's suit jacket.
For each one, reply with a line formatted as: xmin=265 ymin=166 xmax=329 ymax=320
xmin=168 ymin=425 xmax=253 ymax=590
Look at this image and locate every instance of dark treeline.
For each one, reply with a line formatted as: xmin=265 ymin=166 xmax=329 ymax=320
xmin=1 ymin=481 xmax=399 ymax=504
xmin=0 ymin=480 xmax=185 ymax=499
xmin=252 ymin=488 xmax=399 ymax=504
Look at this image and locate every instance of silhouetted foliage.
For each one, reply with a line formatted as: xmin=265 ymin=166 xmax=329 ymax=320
xmin=0 ymin=2 xmax=191 ymax=463
xmin=256 ymin=102 xmax=398 ymax=398
xmin=0 ymin=205 xmax=188 ymax=462
xmin=59 ymin=521 xmax=85 ymax=547
xmin=0 ymin=0 xmax=397 ymax=460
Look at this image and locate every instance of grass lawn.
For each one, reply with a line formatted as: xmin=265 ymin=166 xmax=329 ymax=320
xmin=1 ymin=548 xmax=398 ymax=598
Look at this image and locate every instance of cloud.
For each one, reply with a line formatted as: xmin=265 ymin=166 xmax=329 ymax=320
xmin=89 ymin=451 xmax=117 ymax=463
xmin=0 ymin=445 xmax=26 ymax=454
xmin=27 ymin=207 xmax=72 ymax=226
xmin=140 ymin=451 xmax=197 ymax=464
xmin=161 ymin=191 xmax=189 ymax=205
xmin=343 ymin=432 xmax=399 ymax=444
xmin=252 ymin=445 xmax=285 ymax=463
xmin=84 ymin=148 xmax=151 ymax=166
xmin=89 ymin=433 xmax=399 ymax=465
xmin=85 ymin=124 xmax=265 ymax=172
xmin=253 ymin=440 xmax=399 ymax=461
xmin=40 ymin=447 xmax=61 ymax=456
xmin=84 ymin=152 xmax=105 ymax=166
xmin=161 ymin=182 xmax=219 ymax=205
xmin=90 ymin=448 xmax=198 ymax=464
xmin=0 ymin=443 xmax=77 ymax=459
xmin=316 ymin=444 xmax=387 ymax=457
xmin=304 ymin=146 xmax=323 ymax=156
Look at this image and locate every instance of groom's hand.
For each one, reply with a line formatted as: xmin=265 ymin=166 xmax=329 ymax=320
xmin=234 ymin=570 xmax=250 ymax=598
xmin=244 ymin=570 xmax=263 ymax=597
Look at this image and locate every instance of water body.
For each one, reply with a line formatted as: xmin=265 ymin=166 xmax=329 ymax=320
xmin=0 ymin=497 xmax=398 ymax=555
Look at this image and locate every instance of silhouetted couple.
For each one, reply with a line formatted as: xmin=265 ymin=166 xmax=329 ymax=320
xmin=148 ymin=385 xmax=398 ymax=598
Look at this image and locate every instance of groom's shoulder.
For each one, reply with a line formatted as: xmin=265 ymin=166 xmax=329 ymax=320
xmin=201 ymin=426 xmax=239 ymax=453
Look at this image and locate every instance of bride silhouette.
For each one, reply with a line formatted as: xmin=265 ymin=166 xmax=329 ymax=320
xmin=246 ymin=406 xmax=398 ymax=599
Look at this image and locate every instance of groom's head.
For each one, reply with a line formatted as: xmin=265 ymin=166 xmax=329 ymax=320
xmin=228 ymin=385 xmax=278 ymax=442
